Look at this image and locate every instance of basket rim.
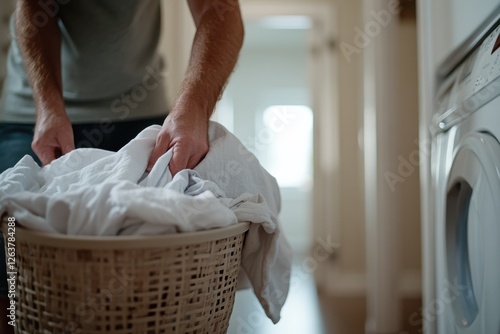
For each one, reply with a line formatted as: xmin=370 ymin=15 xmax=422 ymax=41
xmin=1 ymin=220 xmax=249 ymax=249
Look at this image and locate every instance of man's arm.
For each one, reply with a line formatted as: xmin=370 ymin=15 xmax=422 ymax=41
xmin=16 ymin=0 xmax=74 ymax=165
xmin=147 ymin=0 xmax=244 ymax=174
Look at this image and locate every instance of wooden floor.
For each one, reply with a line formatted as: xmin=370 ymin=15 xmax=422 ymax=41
xmin=319 ymin=295 xmax=423 ymax=334
xmin=228 ymin=265 xmax=422 ymax=334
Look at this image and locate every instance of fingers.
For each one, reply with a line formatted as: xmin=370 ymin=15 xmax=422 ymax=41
xmin=33 ymin=131 xmax=75 ymax=166
xmin=147 ymin=117 xmax=209 ymax=175
xmin=168 ymin=144 xmax=191 ymax=176
xmin=147 ymin=132 xmax=171 ymax=172
xmin=146 ymin=149 xmax=162 ymax=172
xmin=147 ymin=136 xmax=207 ymax=175
xmin=171 ymin=140 xmax=208 ymax=175
xmin=147 ymin=134 xmax=193 ymax=175
xmin=61 ymin=135 xmax=75 ymax=154
xmin=32 ymin=112 xmax=75 ymax=166
xmin=57 ymin=133 xmax=75 ymax=160
xmin=32 ymin=137 xmax=52 ymax=166
xmin=33 ymin=142 xmax=72 ymax=166
xmin=37 ymin=147 xmax=57 ymax=166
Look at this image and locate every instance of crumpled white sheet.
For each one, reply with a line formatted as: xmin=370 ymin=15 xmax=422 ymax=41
xmin=0 ymin=121 xmax=292 ymax=323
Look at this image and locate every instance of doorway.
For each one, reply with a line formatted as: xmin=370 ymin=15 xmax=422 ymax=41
xmin=216 ymin=3 xmax=337 ymax=332
xmin=213 ymin=16 xmax=314 ymax=256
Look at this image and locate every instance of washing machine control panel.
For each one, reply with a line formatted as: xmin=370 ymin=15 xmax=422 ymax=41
xmin=434 ymin=23 xmax=500 ymax=132
xmin=458 ymin=26 xmax=500 ymax=93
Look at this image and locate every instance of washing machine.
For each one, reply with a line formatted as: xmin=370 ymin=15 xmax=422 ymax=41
xmin=432 ymin=10 xmax=500 ymax=334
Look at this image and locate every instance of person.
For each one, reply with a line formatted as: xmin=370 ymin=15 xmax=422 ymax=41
xmin=0 ymin=0 xmax=244 ymax=332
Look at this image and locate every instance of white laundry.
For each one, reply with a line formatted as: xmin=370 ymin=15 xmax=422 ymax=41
xmin=0 ymin=121 xmax=292 ymax=324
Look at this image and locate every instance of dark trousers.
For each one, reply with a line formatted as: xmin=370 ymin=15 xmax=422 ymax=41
xmin=0 ymin=115 xmax=166 ymax=295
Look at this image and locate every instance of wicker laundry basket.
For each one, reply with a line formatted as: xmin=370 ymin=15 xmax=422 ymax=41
xmin=1 ymin=220 xmax=249 ymax=334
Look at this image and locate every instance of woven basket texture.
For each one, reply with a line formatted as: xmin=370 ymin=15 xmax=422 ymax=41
xmin=4 ymin=228 xmax=246 ymax=334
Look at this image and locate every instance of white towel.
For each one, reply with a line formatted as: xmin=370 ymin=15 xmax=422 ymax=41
xmin=0 ymin=121 xmax=292 ymax=323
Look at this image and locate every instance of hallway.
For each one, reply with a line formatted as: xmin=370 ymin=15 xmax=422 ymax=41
xmin=229 ymin=260 xmax=423 ymax=334
xmin=229 ymin=262 xmax=326 ymax=334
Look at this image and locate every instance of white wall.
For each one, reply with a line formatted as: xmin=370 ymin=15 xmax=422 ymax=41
xmin=397 ymin=20 xmax=421 ymax=275
xmin=218 ymin=27 xmax=312 ymax=253
xmin=430 ymin=0 xmax=500 ymax=69
xmin=333 ymin=0 xmax=366 ymax=275
xmin=158 ymin=0 xmax=195 ymax=108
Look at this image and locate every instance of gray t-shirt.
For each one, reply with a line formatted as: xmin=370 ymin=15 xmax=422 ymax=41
xmin=0 ymin=0 xmax=168 ymax=124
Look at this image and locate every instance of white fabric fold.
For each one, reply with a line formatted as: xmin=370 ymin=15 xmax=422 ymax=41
xmin=0 ymin=121 xmax=291 ymax=323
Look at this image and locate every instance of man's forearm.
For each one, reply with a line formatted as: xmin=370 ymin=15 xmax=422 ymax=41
xmin=15 ymin=0 xmax=64 ymax=117
xmin=179 ymin=0 xmax=244 ymax=120
xmin=147 ymin=0 xmax=243 ymax=173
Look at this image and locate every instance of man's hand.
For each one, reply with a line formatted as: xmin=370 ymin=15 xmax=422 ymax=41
xmin=16 ymin=0 xmax=70 ymax=166
xmin=32 ymin=111 xmax=75 ymax=166
xmin=146 ymin=0 xmax=243 ymax=175
xmin=147 ymin=110 xmax=209 ymax=175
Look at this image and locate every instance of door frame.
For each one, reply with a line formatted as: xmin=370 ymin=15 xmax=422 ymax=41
xmin=240 ymin=0 xmax=340 ymax=288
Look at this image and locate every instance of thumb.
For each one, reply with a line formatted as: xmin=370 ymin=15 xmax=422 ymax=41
xmin=39 ymin=147 xmax=57 ymax=167
xmin=59 ymin=124 xmax=75 ymax=154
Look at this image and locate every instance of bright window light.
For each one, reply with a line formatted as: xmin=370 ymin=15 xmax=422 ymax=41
xmin=261 ymin=105 xmax=313 ymax=188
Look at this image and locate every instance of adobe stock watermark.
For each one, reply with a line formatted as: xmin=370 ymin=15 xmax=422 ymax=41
xmin=384 ymin=137 xmax=432 ymax=192
xmin=204 ymin=159 xmax=243 ymax=192
xmin=385 ymin=75 xmax=500 ymax=192
xmin=182 ymin=107 xmax=300 ymax=197
xmin=52 ymin=63 xmax=165 ymax=173
xmin=238 ymin=106 xmax=298 ymax=158
xmin=75 ymin=64 xmax=165 ymax=150
xmin=62 ymin=268 xmax=135 ymax=333
xmin=432 ymin=76 xmax=500 ymax=132
xmin=340 ymin=0 xmax=405 ymax=63
xmin=399 ymin=277 xmax=468 ymax=334
xmin=194 ymin=105 xmax=300 ymax=189
xmin=23 ymin=0 xmax=72 ymax=38
xmin=233 ymin=235 xmax=339 ymax=334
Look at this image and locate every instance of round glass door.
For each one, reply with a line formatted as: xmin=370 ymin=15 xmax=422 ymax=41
xmin=446 ymin=132 xmax=500 ymax=332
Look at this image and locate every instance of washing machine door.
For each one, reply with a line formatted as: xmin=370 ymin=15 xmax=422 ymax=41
xmin=445 ymin=132 xmax=500 ymax=333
